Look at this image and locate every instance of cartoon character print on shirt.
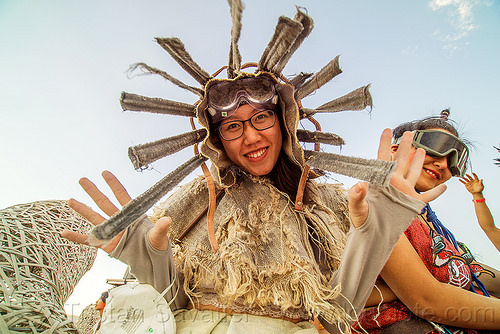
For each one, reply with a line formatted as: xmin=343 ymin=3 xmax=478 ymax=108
xmin=458 ymin=241 xmax=496 ymax=279
xmin=430 ymin=229 xmax=471 ymax=288
xmin=469 ymin=263 xmax=495 ymax=279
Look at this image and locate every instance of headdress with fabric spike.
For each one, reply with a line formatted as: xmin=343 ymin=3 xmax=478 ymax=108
xmin=89 ymin=0 xmax=396 ymax=251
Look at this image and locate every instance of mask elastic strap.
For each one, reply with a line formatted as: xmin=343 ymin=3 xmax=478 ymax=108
xmin=200 ymin=163 xmax=219 ymax=253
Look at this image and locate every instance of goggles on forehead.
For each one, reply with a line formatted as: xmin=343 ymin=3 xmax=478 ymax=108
xmin=207 ymin=76 xmax=278 ymax=123
xmin=395 ymin=129 xmax=469 ymax=177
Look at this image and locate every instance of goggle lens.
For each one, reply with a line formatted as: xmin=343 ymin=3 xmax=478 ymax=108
xmin=413 ymin=130 xmax=469 ymax=177
xmin=207 ymin=77 xmax=277 ymax=119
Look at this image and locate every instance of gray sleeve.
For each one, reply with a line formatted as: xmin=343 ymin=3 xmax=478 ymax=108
xmin=108 ymin=215 xmax=189 ymax=311
xmin=321 ymin=184 xmax=424 ymax=333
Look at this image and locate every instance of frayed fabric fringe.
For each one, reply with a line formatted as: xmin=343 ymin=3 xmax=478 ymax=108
xmin=152 ymin=175 xmax=352 ymax=325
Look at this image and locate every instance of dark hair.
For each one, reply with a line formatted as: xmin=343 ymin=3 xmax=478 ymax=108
xmin=212 ymin=103 xmax=312 ymax=203
xmin=268 ymin=107 xmax=314 ymax=204
xmin=268 ymin=151 xmax=302 ymax=201
xmin=392 ymin=109 xmax=459 ymax=140
xmin=392 ymin=109 xmax=472 ymax=174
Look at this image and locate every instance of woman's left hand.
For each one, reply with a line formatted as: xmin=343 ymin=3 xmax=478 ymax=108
xmin=459 ymin=173 xmax=484 ymax=195
xmin=348 ymin=129 xmax=447 ymax=227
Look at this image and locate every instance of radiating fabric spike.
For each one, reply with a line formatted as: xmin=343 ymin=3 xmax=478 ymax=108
xmin=128 ymin=63 xmax=204 ymax=97
xmin=316 ymin=85 xmax=372 ymax=111
xmin=89 ymin=155 xmax=208 ymax=243
xmin=304 ymin=150 xmax=396 ymax=187
xmin=273 ymin=8 xmax=314 ymax=75
xmin=296 ymin=129 xmax=345 ymax=146
xmin=258 ymin=16 xmax=304 ymax=72
xmin=289 ymin=72 xmax=313 ymax=90
xmin=295 ymin=56 xmax=342 ymax=101
xmin=129 ymin=129 xmax=208 ymax=170
xmin=227 ymin=0 xmax=244 ymax=79
xmin=301 ymin=85 xmax=372 ymax=118
xmin=156 ymin=37 xmax=212 ymax=86
xmin=121 ymin=92 xmax=196 ymax=117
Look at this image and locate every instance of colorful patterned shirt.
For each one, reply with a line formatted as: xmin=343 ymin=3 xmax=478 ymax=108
xmin=351 ymin=215 xmax=485 ymax=334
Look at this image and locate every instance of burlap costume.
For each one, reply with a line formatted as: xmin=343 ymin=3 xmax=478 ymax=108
xmin=110 ymin=179 xmax=424 ymax=334
xmin=93 ymin=2 xmax=426 ymax=333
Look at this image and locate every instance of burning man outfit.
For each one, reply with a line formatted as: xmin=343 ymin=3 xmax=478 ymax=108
xmin=89 ymin=2 xmax=426 ymax=332
xmin=111 ymin=177 xmax=423 ymax=333
xmin=351 ymin=215 xmax=486 ymax=334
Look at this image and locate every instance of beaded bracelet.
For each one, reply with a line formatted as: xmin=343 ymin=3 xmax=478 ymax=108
xmin=472 ymin=198 xmax=485 ymax=203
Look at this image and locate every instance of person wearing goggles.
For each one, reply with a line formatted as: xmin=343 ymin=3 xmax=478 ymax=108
xmin=207 ymin=76 xmax=279 ymax=122
xmin=63 ymin=72 xmax=444 ymax=333
xmin=394 ymin=128 xmax=469 ymax=178
xmin=60 ymin=4 xmax=469 ymax=332
xmin=353 ymin=111 xmax=500 ymax=333
xmin=195 ymin=74 xmax=449 ymax=332
xmin=206 ymin=76 xmax=283 ymax=178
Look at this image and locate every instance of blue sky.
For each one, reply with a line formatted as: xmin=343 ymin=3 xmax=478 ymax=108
xmin=1 ymin=0 xmax=499 ymax=317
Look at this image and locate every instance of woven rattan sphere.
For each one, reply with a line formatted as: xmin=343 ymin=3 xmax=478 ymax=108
xmin=0 ymin=200 xmax=97 ymax=333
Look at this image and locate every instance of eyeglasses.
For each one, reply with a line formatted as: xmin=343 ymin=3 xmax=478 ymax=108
xmin=216 ymin=110 xmax=277 ymax=141
xmin=398 ymin=129 xmax=469 ymax=177
xmin=207 ymin=76 xmax=278 ymax=122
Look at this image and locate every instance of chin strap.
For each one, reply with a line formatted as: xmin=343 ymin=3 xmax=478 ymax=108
xmin=295 ymin=114 xmax=322 ymax=211
xmin=201 ymin=163 xmax=219 ymax=253
xmin=294 ymin=165 xmax=310 ymax=211
xmin=190 ymin=117 xmax=219 ymax=253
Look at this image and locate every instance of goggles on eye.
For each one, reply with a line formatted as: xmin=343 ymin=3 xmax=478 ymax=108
xmin=207 ymin=76 xmax=278 ymax=123
xmin=395 ymin=129 xmax=469 ymax=177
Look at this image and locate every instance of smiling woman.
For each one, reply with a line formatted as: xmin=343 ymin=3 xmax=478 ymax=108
xmin=353 ymin=110 xmax=500 ymax=333
xmin=217 ymin=104 xmax=282 ymax=176
xmin=59 ymin=1 xmax=450 ymax=332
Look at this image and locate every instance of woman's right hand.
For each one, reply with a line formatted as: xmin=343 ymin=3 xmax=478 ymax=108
xmin=348 ymin=129 xmax=446 ymax=228
xmin=61 ymin=171 xmax=171 ymax=253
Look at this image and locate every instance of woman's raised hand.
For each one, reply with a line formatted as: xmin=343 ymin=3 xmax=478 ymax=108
xmin=459 ymin=173 xmax=484 ymax=195
xmin=61 ymin=171 xmax=132 ymax=253
xmin=348 ymin=129 xmax=447 ymax=228
xmin=62 ymin=171 xmax=171 ymax=253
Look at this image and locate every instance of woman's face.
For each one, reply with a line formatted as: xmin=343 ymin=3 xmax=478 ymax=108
xmin=392 ymin=128 xmax=453 ymax=192
xmin=219 ymin=103 xmax=282 ymax=176
xmin=415 ymin=153 xmax=453 ymax=192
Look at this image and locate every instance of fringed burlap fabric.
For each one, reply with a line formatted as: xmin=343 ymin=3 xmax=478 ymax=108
xmin=0 ymin=200 xmax=97 ymax=333
xmin=89 ymin=6 xmax=388 ymax=244
xmin=151 ymin=175 xmax=351 ymax=324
